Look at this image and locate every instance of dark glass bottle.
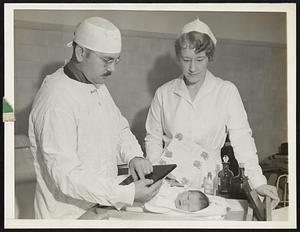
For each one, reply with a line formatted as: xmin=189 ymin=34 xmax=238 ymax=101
xmin=218 ymin=155 xmax=234 ymax=196
xmin=230 ymin=163 xmax=247 ymax=199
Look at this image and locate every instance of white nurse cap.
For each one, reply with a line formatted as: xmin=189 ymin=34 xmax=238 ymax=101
xmin=67 ymin=17 xmax=121 ymax=53
xmin=181 ymin=18 xmax=217 ymax=46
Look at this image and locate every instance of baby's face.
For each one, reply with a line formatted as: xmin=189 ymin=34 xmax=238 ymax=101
xmin=175 ymin=190 xmax=209 ymax=212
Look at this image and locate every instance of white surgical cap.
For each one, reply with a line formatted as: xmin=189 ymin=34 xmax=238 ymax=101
xmin=67 ymin=17 xmax=121 ymax=53
xmin=181 ymin=18 xmax=217 ymax=45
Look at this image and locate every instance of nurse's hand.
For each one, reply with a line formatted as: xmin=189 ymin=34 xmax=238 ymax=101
xmin=134 ymin=179 xmax=163 ymax=203
xmin=129 ymin=157 xmax=153 ymax=181
xmin=255 ymin=184 xmax=280 ymax=209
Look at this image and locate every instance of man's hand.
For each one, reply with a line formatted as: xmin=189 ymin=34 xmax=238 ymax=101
xmin=129 ymin=157 xmax=153 ymax=181
xmin=134 ymin=179 xmax=163 ymax=203
xmin=256 ymin=184 xmax=280 ymax=209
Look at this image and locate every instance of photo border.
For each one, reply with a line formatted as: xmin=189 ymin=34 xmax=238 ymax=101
xmin=4 ymin=3 xmax=297 ymax=229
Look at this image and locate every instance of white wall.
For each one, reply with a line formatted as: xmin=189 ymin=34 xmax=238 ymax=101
xmin=14 ymin=10 xmax=286 ymax=44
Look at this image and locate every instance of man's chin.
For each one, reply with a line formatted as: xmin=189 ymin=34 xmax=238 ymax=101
xmin=98 ymin=75 xmax=110 ymax=83
xmin=94 ymin=79 xmax=106 ymax=85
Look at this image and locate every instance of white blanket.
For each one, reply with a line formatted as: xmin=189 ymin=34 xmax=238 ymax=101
xmin=144 ymin=184 xmax=229 ymax=219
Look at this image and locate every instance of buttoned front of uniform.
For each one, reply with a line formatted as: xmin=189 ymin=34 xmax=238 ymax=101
xmin=145 ymin=70 xmax=267 ymax=190
xmin=77 ymin=85 xmax=121 ymax=176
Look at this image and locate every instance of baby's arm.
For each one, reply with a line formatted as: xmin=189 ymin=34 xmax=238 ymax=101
xmin=165 ymin=176 xmax=184 ymax=187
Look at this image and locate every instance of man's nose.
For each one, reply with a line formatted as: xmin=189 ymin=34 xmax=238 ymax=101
xmin=106 ymin=63 xmax=116 ymax=72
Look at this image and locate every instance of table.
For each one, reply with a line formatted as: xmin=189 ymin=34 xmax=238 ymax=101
xmin=79 ymin=199 xmax=250 ymax=221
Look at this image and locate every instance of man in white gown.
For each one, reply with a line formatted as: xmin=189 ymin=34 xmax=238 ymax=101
xmin=29 ymin=17 xmax=161 ymax=219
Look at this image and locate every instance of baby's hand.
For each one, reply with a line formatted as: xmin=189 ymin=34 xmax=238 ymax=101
xmin=165 ymin=176 xmax=184 ymax=187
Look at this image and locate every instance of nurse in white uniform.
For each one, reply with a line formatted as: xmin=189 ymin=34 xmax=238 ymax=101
xmin=145 ymin=18 xmax=279 ymax=208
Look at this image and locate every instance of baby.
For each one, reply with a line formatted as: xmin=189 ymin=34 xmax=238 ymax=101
xmin=174 ymin=190 xmax=209 ymax=212
xmin=147 ymin=181 xmax=209 ymax=212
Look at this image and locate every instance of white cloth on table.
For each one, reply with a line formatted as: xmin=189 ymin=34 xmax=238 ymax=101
xmin=272 ymin=206 xmax=289 ymax=221
xmin=145 ymin=70 xmax=267 ymax=190
xmin=28 ymin=67 xmax=143 ymax=219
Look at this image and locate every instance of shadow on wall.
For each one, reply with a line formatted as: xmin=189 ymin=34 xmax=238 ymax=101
xmin=131 ymin=53 xmax=181 ymax=154
xmin=15 ymin=62 xmax=64 ymax=135
xmin=36 ymin=62 xmax=65 ymax=91
xmin=146 ymin=53 xmax=181 ymax=97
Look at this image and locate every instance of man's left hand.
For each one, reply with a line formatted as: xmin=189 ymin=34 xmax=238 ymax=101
xmin=129 ymin=157 xmax=153 ymax=181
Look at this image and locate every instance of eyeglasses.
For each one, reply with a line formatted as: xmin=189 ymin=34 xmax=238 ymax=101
xmin=92 ymin=51 xmax=120 ymax=67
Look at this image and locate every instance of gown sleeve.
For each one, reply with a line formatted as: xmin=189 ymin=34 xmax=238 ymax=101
xmin=115 ymin=107 xmax=144 ymax=164
xmin=145 ymin=89 xmax=165 ymax=164
xmin=34 ymin=107 xmax=135 ymax=210
xmin=225 ymin=83 xmax=267 ymax=189
xmin=103 ymin=86 xmax=144 ymax=164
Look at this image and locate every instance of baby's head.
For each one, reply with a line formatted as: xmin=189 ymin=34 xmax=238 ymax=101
xmin=175 ymin=190 xmax=209 ymax=212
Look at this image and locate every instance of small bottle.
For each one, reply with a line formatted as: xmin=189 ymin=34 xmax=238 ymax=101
xmin=231 ymin=163 xmax=247 ymax=199
xmin=218 ymin=155 xmax=234 ymax=196
xmin=204 ymin=172 xmax=214 ymax=195
xmin=213 ymin=164 xmax=221 ymax=195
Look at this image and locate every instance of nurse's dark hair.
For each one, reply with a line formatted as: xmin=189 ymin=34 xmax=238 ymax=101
xmin=175 ymin=31 xmax=215 ymax=61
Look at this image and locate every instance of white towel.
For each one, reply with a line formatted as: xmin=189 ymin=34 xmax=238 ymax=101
xmin=144 ymin=184 xmax=229 ymax=218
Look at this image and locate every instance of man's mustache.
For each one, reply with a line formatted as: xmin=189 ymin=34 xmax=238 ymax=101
xmin=103 ymin=71 xmax=112 ymax=77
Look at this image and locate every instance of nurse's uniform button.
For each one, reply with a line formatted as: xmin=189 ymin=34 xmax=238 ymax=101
xmin=164 ymin=149 xmax=173 ymax=157
xmin=175 ymin=133 xmax=183 ymax=141
xmin=193 ymin=160 xmax=201 ymax=169
xmin=200 ymin=152 xmax=209 ymax=160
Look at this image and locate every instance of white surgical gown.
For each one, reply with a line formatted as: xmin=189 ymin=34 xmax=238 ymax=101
xmin=28 ymin=67 xmax=143 ymax=219
xmin=145 ymin=70 xmax=267 ymax=190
